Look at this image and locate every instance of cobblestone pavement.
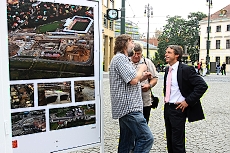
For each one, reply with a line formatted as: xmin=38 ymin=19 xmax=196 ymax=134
xmin=72 ymin=73 xmax=230 ymax=153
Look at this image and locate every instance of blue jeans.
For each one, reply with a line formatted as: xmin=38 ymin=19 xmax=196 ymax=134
xmin=118 ymin=112 xmax=154 ymax=153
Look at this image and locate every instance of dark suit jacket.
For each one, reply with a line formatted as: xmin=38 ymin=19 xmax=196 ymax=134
xmin=164 ymin=62 xmax=208 ymax=122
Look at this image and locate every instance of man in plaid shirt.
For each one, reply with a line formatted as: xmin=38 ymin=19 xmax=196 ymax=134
xmin=109 ymin=34 xmax=154 ymax=153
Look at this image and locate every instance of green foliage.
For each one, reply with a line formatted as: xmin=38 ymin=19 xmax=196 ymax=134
xmin=157 ymin=12 xmax=207 ymax=63
xmin=151 ymin=52 xmax=165 ymax=66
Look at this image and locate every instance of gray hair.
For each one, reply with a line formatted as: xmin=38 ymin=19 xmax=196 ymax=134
xmin=133 ymin=42 xmax=143 ymax=52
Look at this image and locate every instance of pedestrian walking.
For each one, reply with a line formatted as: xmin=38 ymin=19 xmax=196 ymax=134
xmin=202 ymin=62 xmax=207 ymax=77
xmin=221 ymin=62 xmax=226 ymax=75
xmin=109 ymin=34 xmax=154 ymax=153
xmin=164 ymin=45 xmax=208 ymax=153
xmin=130 ymin=42 xmax=158 ymax=124
xmin=198 ymin=61 xmax=202 ymax=75
xmin=194 ymin=60 xmax=198 ymax=73
xmin=216 ymin=63 xmax=221 ymax=75
xmin=156 ymin=62 xmax=161 ymax=73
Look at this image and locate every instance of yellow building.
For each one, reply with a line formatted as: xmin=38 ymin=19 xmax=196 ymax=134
xmin=134 ymin=40 xmax=158 ymax=59
xmin=102 ymin=0 xmax=116 ymax=72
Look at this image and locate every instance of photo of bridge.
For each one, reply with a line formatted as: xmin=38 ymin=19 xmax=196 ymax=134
xmin=38 ymin=81 xmax=71 ymax=106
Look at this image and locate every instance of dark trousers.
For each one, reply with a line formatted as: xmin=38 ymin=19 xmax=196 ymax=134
xmin=143 ymin=106 xmax=151 ymax=124
xmin=164 ymin=103 xmax=186 ymax=153
xmin=222 ymin=69 xmax=226 ymax=75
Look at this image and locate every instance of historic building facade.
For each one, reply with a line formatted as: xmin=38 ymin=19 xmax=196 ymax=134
xmin=199 ymin=4 xmax=230 ymax=72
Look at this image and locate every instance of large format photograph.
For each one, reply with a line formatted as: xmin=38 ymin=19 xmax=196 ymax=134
xmin=74 ymin=80 xmax=95 ymax=102
xmin=11 ymin=109 xmax=46 ymax=137
xmin=7 ymin=0 xmax=95 ymax=80
xmin=10 ymin=83 xmax=34 ymax=109
xmin=49 ymin=104 xmax=96 ymax=131
xmin=38 ymin=81 xmax=71 ymax=106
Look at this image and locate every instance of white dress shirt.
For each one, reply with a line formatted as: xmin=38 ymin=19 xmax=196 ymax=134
xmin=167 ymin=61 xmax=185 ymax=103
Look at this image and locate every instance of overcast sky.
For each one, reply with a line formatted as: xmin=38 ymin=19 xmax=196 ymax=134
xmin=115 ymin=0 xmax=230 ymax=37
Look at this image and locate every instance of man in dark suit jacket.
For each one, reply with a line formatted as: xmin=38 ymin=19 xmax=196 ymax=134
xmin=163 ymin=45 xmax=208 ymax=153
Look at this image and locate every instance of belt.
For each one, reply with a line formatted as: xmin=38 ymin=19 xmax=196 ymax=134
xmin=165 ymin=102 xmax=178 ymax=106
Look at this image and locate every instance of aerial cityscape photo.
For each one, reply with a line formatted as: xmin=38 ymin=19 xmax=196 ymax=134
xmin=49 ymin=104 xmax=96 ymax=131
xmin=10 ymin=83 xmax=34 ymax=109
xmin=11 ymin=109 xmax=46 ymax=137
xmin=7 ymin=0 xmax=95 ymax=80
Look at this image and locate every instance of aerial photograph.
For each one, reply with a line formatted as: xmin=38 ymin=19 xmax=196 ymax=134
xmin=11 ymin=109 xmax=46 ymax=137
xmin=49 ymin=104 xmax=96 ymax=131
xmin=74 ymin=80 xmax=95 ymax=102
xmin=7 ymin=0 xmax=95 ymax=80
xmin=38 ymin=81 xmax=71 ymax=106
xmin=10 ymin=83 xmax=34 ymax=109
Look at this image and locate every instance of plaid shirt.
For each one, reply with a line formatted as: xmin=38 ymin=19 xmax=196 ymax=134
xmin=109 ymin=53 xmax=143 ymax=119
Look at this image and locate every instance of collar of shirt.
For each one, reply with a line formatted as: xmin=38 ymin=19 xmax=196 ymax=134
xmin=130 ymin=57 xmax=145 ymax=65
xmin=171 ymin=61 xmax=179 ymax=71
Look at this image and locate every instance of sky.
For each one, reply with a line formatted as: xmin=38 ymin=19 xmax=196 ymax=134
xmin=115 ymin=0 xmax=230 ymax=37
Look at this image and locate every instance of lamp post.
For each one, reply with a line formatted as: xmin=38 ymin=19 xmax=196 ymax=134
xmin=121 ymin=0 xmax=125 ymax=34
xmin=144 ymin=4 xmax=153 ymax=58
xmin=206 ymin=0 xmax=212 ymax=74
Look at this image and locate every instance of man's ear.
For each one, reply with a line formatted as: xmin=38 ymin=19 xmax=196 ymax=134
xmin=175 ymin=54 xmax=179 ymax=59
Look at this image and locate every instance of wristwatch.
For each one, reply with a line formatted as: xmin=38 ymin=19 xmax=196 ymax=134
xmin=149 ymin=83 xmax=153 ymax=88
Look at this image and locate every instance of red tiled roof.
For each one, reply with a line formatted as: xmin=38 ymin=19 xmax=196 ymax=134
xmin=202 ymin=4 xmax=230 ymax=21
xmin=140 ymin=38 xmax=159 ymax=47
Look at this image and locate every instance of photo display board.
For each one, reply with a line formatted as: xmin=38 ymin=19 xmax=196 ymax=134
xmin=7 ymin=0 xmax=102 ymax=152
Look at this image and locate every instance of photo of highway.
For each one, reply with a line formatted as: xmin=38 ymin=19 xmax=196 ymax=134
xmin=74 ymin=80 xmax=95 ymax=102
xmin=49 ymin=104 xmax=95 ymax=131
xmin=7 ymin=0 xmax=95 ymax=80
xmin=11 ymin=109 xmax=46 ymax=137
xmin=38 ymin=81 xmax=71 ymax=106
xmin=10 ymin=84 xmax=34 ymax=109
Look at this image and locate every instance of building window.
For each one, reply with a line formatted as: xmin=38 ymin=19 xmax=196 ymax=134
xmin=109 ymin=0 xmax=114 ymax=9
xmin=207 ymin=26 xmax=211 ymax=33
xmin=216 ymin=25 xmax=221 ymax=32
xmin=226 ymin=56 xmax=230 ymax=64
xmin=109 ymin=20 xmax=113 ymax=30
xmin=216 ymin=40 xmax=220 ymax=49
xmin=216 ymin=56 xmax=220 ymax=65
xmin=115 ymin=32 xmax=120 ymax=37
xmin=227 ymin=25 xmax=230 ymax=31
xmin=115 ymin=25 xmax=120 ymax=30
xmin=226 ymin=39 xmax=230 ymax=49
xmin=103 ymin=14 xmax=107 ymax=28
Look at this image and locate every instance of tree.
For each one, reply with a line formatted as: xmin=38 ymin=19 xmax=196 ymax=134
xmin=157 ymin=12 xmax=207 ymax=63
xmin=157 ymin=16 xmax=188 ymax=62
xmin=186 ymin=12 xmax=207 ymax=62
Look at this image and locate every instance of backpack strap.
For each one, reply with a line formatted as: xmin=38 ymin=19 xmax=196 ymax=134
xmin=143 ymin=57 xmax=149 ymax=70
